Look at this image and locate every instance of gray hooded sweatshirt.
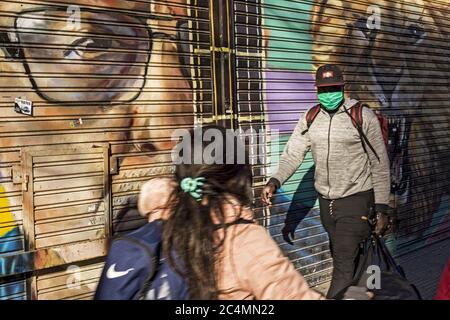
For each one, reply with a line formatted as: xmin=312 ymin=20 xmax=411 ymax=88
xmin=271 ymin=98 xmax=391 ymax=213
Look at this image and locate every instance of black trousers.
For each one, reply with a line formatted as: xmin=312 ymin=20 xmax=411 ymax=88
xmin=318 ymin=190 xmax=374 ymax=299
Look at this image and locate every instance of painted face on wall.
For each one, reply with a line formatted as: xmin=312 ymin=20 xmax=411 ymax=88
xmin=0 ymin=0 xmax=194 ymax=156
xmin=0 ymin=0 xmax=198 ymax=255
xmin=311 ymin=0 xmax=450 ymax=238
xmin=312 ymin=0 xmax=437 ymax=111
xmin=0 ymin=0 xmax=200 ymax=298
xmin=0 ymin=0 xmax=211 ymax=300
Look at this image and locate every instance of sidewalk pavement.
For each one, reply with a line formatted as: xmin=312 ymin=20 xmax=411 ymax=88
xmin=396 ymin=237 xmax=450 ymax=299
xmin=312 ymin=237 xmax=450 ymax=300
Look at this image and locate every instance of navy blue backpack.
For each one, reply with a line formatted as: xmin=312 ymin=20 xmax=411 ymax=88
xmin=95 ymin=220 xmax=189 ymax=300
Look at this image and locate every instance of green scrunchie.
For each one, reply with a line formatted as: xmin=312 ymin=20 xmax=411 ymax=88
xmin=180 ymin=177 xmax=205 ymax=201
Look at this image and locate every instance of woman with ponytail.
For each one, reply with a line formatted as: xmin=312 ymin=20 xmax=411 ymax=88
xmin=160 ymin=125 xmax=325 ymax=300
xmin=96 ymin=125 xmax=325 ymax=300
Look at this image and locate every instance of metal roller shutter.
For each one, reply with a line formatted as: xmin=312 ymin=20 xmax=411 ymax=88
xmin=233 ymin=0 xmax=267 ymax=224
xmin=1 ymin=0 xmax=449 ymax=300
xmin=36 ymin=262 xmax=104 ymax=300
xmin=251 ymin=0 xmax=450 ymax=288
xmin=22 ymin=145 xmax=110 ymax=299
xmin=0 ymin=0 xmax=212 ymax=300
xmin=242 ymin=0 xmax=333 ymax=288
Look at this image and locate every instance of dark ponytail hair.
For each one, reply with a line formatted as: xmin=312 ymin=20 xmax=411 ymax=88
xmin=163 ymin=125 xmax=253 ymax=299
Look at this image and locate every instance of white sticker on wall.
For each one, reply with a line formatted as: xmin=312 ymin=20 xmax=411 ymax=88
xmin=14 ymin=98 xmax=33 ymax=116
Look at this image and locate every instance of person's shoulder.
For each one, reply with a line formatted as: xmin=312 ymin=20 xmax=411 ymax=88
xmin=305 ymin=103 xmax=321 ymax=114
xmin=346 ymin=99 xmax=377 ymax=122
xmin=227 ymin=221 xmax=262 ymax=235
xmin=298 ymin=103 xmax=322 ymax=124
xmin=361 ymin=104 xmax=379 ymax=123
xmin=229 ymin=223 xmax=277 ymax=250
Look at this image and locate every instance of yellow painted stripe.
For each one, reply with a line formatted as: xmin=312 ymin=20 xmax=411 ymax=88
xmin=0 ymin=185 xmax=17 ymax=237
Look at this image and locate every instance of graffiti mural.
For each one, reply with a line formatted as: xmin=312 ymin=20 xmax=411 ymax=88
xmin=0 ymin=0 xmax=449 ymax=299
xmin=262 ymin=0 xmax=332 ymax=285
xmin=0 ymin=0 xmax=201 ymax=299
xmin=0 ymin=168 xmax=25 ymax=299
xmin=310 ymin=0 xmax=450 ymax=252
xmin=262 ymin=0 xmax=450 ymax=280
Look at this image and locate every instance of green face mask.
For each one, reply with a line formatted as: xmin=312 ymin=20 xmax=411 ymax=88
xmin=318 ymin=91 xmax=344 ymax=111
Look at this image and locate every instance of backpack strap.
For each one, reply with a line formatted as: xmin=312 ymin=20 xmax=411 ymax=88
xmin=136 ymin=241 xmax=162 ymax=300
xmin=351 ymin=103 xmax=368 ymax=156
xmin=351 ymin=102 xmax=364 ymax=129
xmin=214 ymin=218 xmax=255 ymax=230
xmin=344 ymin=103 xmax=381 ymax=162
xmin=301 ymin=104 xmax=321 ymax=135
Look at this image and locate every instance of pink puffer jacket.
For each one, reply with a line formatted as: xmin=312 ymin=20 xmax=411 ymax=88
xmin=215 ymin=202 xmax=324 ymax=300
xmin=139 ymin=178 xmax=325 ymax=300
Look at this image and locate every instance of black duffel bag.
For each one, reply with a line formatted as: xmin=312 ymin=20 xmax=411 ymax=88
xmin=337 ymin=234 xmax=422 ymax=300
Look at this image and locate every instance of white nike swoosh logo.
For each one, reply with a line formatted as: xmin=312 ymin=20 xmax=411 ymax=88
xmin=106 ymin=264 xmax=135 ymax=279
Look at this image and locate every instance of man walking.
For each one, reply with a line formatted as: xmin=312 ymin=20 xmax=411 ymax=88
xmin=262 ymin=64 xmax=392 ymax=298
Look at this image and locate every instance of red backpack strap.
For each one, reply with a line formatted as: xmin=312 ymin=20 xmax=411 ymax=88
xmin=301 ymin=104 xmax=321 ymax=135
xmin=375 ymin=110 xmax=389 ymax=146
xmin=350 ymin=104 xmax=356 ymax=127
xmin=351 ymin=102 xmax=364 ymax=129
xmin=348 ymin=102 xmax=381 ymax=162
xmin=306 ymin=104 xmax=321 ymax=128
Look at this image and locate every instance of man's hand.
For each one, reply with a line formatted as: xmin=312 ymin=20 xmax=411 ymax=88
xmin=374 ymin=212 xmax=390 ymax=237
xmin=261 ymin=182 xmax=277 ymax=206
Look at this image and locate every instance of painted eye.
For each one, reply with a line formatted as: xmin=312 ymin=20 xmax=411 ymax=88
xmin=64 ymin=37 xmax=113 ymax=59
xmin=407 ymin=24 xmax=426 ymax=45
